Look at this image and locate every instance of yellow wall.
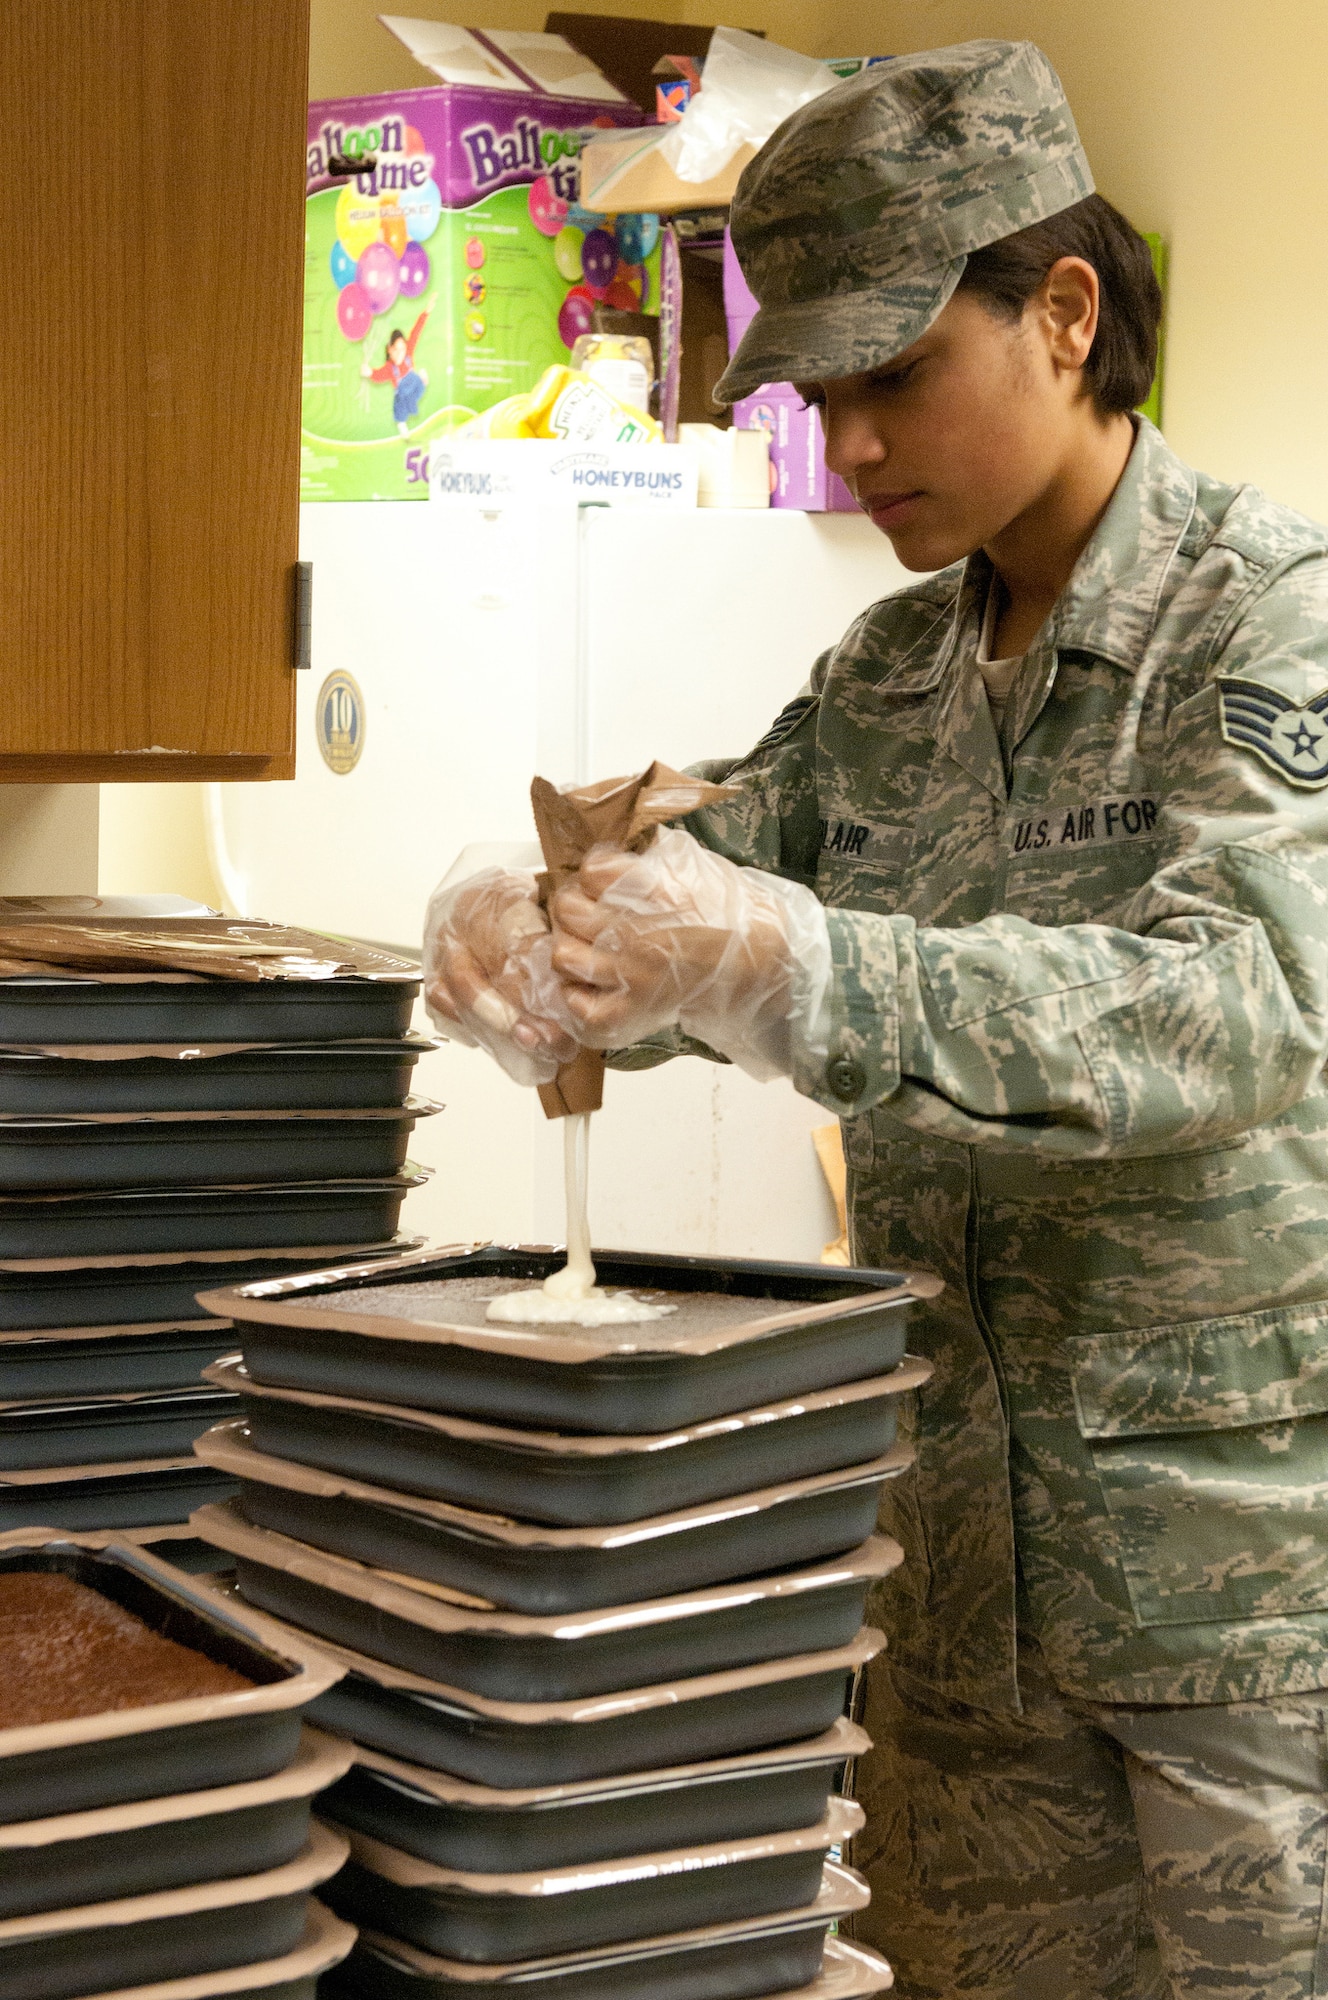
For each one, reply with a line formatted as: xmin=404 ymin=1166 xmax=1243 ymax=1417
xmin=312 ymin=0 xmax=1328 ymax=518
xmin=104 ymin=0 xmax=1328 ymax=901
xmin=98 ymin=786 xmax=223 ymax=908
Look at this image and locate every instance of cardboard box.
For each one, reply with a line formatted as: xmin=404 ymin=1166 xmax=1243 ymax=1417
xmin=577 ymin=50 xmax=891 ymax=216
xmin=722 ymin=231 xmax=857 ymax=513
xmin=579 ymin=124 xmax=757 ymax=216
xmin=302 ymin=21 xmax=649 ymax=501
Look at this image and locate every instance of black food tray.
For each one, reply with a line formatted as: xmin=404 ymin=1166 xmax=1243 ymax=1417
xmin=220 ymin=1245 xmax=925 ymax=1434
xmin=320 ymin=1720 xmax=863 ymax=1874
xmin=333 ymin=1927 xmax=822 ymax=2000
xmin=0 ymin=1732 xmax=350 ymax=1920
xmin=224 ymin=1538 xmax=887 ymax=1703
xmin=318 ymin=1810 xmax=848 ymax=1964
xmin=0 ymin=1540 xmax=339 ymax=1821
xmin=0 ymin=1389 xmax=243 ymax=1472
xmin=325 ymin=1870 xmax=868 ymax=2000
xmin=218 ymin=1362 xmax=905 ymax=1527
xmin=0 ymin=979 xmax=415 ymax=1045
xmin=304 ymin=1630 xmax=882 ymax=1788
xmin=0 ymin=1174 xmax=425 ymax=1259
xmin=0 ymin=1042 xmax=430 ymax=1116
xmin=0 ymin=1108 xmax=432 ymax=1194
xmin=0 ymin=1323 xmax=241 ymax=1400
xmin=0 ymin=1236 xmax=422 ymax=1333
xmin=209 ymin=1418 xmax=916 ymax=1611
xmin=0 ymin=1824 xmax=344 ymax=2000
xmin=0 ymin=1461 xmax=237 ymax=1535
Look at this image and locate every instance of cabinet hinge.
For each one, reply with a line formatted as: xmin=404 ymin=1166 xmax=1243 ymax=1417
xmin=292 ymin=561 xmax=313 ymax=670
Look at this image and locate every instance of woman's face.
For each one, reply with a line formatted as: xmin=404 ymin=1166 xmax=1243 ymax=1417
xmin=798 ymin=264 xmax=1111 ymax=571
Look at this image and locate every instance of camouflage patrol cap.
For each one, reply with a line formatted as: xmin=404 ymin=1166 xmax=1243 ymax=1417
xmin=715 ymin=40 xmax=1094 ymax=405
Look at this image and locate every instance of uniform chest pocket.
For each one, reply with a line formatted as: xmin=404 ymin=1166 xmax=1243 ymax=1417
xmin=1070 ymin=1302 xmax=1328 ymax=1629
xmin=1003 ymin=794 xmax=1162 ymax=923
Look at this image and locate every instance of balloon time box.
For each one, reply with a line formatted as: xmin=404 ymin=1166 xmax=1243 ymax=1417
xmin=303 ymin=81 xmax=650 ymax=501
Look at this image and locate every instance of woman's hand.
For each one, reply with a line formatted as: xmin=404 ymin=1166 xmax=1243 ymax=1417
xmin=549 ymin=827 xmax=832 ymax=1080
xmin=423 ymin=866 xmax=581 ymax=1087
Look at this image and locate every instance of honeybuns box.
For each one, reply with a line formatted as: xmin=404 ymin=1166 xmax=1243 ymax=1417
xmin=302 ymin=17 xmax=657 ymax=501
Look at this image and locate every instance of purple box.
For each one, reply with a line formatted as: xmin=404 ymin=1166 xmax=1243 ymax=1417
xmin=303 ymin=77 xmax=645 ymax=499
xmin=723 ymin=232 xmax=858 ymax=514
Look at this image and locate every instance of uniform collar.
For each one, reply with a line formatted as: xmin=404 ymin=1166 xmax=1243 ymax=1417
xmin=935 ymin=419 xmax=1198 ymax=797
xmin=871 ymin=420 xmax=1198 ymax=802
xmin=1045 ymin=416 xmax=1198 ymax=671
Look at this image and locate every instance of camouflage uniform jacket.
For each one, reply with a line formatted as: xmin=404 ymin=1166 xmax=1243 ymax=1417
xmin=638 ymin=418 xmax=1328 ymax=1712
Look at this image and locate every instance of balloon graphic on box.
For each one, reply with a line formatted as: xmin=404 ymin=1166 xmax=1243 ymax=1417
xmin=557 ymin=285 xmax=598 ymax=348
xmin=580 ymin=228 xmax=617 ymax=295
xmin=614 ymin=213 xmax=659 ymax=264
xmin=380 ymin=197 xmax=409 ymax=259
xmin=553 ymin=226 xmax=585 ymax=283
xmin=605 ymin=270 xmax=643 ymax=313
xmin=399 ymin=241 xmax=430 ymax=298
xmin=528 ymin=175 xmax=567 ymax=238
xmin=336 ymin=282 xmax=373 ymax=342
xmin=357 ymin=241 xmax=400 ymax=316
xmin=400 ymin=178 xmax=442 ymax=243
xmin=335 ymin=184 xmax=380 ymax=259
xmin=329 ymin=239 xmax=356 ymax=288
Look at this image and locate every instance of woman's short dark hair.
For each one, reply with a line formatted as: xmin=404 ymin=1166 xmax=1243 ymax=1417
xmin=955 ymin=193 xmax=1162 ymax=417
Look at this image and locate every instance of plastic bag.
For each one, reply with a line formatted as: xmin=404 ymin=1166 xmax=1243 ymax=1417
xmin=661 ymin=28 xmax=840 ymax=186
xmin=552 ymin=826 xmax=832 ymax=1083
xmin=422 ymin=844 xmax=576 ymax=1090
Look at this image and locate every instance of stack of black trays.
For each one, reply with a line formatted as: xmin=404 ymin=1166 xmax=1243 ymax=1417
xmin=189 ymin=1240 xmax=938 ymax=1999
xmin=0 ymin=1532 xmax=360 ymax=2000
xmin=0 ymin=902 xmax=432 ymax=1564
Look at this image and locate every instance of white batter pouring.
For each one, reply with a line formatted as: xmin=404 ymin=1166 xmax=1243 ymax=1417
xmin=486 ymin=1112 xmax=676 ymax=1327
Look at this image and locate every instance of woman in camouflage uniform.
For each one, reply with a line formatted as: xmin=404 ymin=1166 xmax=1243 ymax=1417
xmin=428 ymin=41 xmax=1328 ymax=2000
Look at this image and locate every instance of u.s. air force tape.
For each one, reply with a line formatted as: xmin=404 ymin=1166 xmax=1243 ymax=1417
xmin=1008 ymin=797 xmax=1160 ymax=858
xmin=1217 ymin=675 xmax=1328 ymax=788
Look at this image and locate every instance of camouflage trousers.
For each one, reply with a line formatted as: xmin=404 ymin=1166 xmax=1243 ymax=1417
xmin=845 ymin=1638 xmax=1328 ymax=2000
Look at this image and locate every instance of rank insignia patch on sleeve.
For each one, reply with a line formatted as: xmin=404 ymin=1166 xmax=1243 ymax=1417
xmin=749 ymin=694 xmax=819 ymax=756
xmin=1216 ymin=676 xmax=1328 ymax=788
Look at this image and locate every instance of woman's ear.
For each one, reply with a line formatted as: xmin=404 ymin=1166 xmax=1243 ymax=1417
xmin=1037 ymin=255 xmax=1100 ymax=375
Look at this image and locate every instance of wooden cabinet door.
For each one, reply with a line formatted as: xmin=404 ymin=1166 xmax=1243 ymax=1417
xmin=0 ymin=0 xmax=308 ymax=780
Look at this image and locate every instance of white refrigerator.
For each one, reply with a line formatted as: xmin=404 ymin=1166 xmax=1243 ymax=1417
xmin=214 ymin=502 xmax=909 ymax=1261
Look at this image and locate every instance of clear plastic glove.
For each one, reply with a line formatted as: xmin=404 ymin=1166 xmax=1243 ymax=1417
xmin=550 ymin=826 xmax=831 ymax=1081
xmin=423 ymin=859 xmax=581 ymax=1088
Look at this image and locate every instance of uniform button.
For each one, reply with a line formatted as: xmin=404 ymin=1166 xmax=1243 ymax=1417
xmin=827 ymin=1055 xmax=865 ymax=1102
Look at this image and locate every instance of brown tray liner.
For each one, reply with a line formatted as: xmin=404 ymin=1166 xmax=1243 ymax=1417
xmin=0 ymin=1235 xmax=424 ymax=1275
xmin=0 ymin=1100 xmax=441 ymax=1129
xmin=0 ymin=1821 xmax=347 ymax=1943
xmin=334 ymin=1795 xmax=860 ymax=1896
xmin=0 ymin=1035 xmax=436 ymax=1062
xmin=195 ymin=1416 xmax=918 ymax=1552
xmin=73 ymin=1899 xmax=356 ymax=2000
xmin=201 ymin=1247 xmax=941 ymax=1363
xmin=349 ymin=1859 xmax=869 ymax=1983
xmin=203 ymin=1356 xmax=926 ymax=1459
xmin=210 ymin=1609 xmax=885 ymax=1726
xmin=346 ymin=1714 xmax=868 ymax=1811
xmin=0 ymin=920 xmax=419 ymax=985
xmin=194 ymin=1502 xmax=903 ymax=1636
xmin=0 ymin=1320 xmax=234 ymax=1349
xmin=0 ymin=1728 xmax=352 ymax=1850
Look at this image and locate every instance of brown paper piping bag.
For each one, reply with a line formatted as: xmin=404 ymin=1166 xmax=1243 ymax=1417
xmin=530 ymin=763 xmax=736 ymax=1120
